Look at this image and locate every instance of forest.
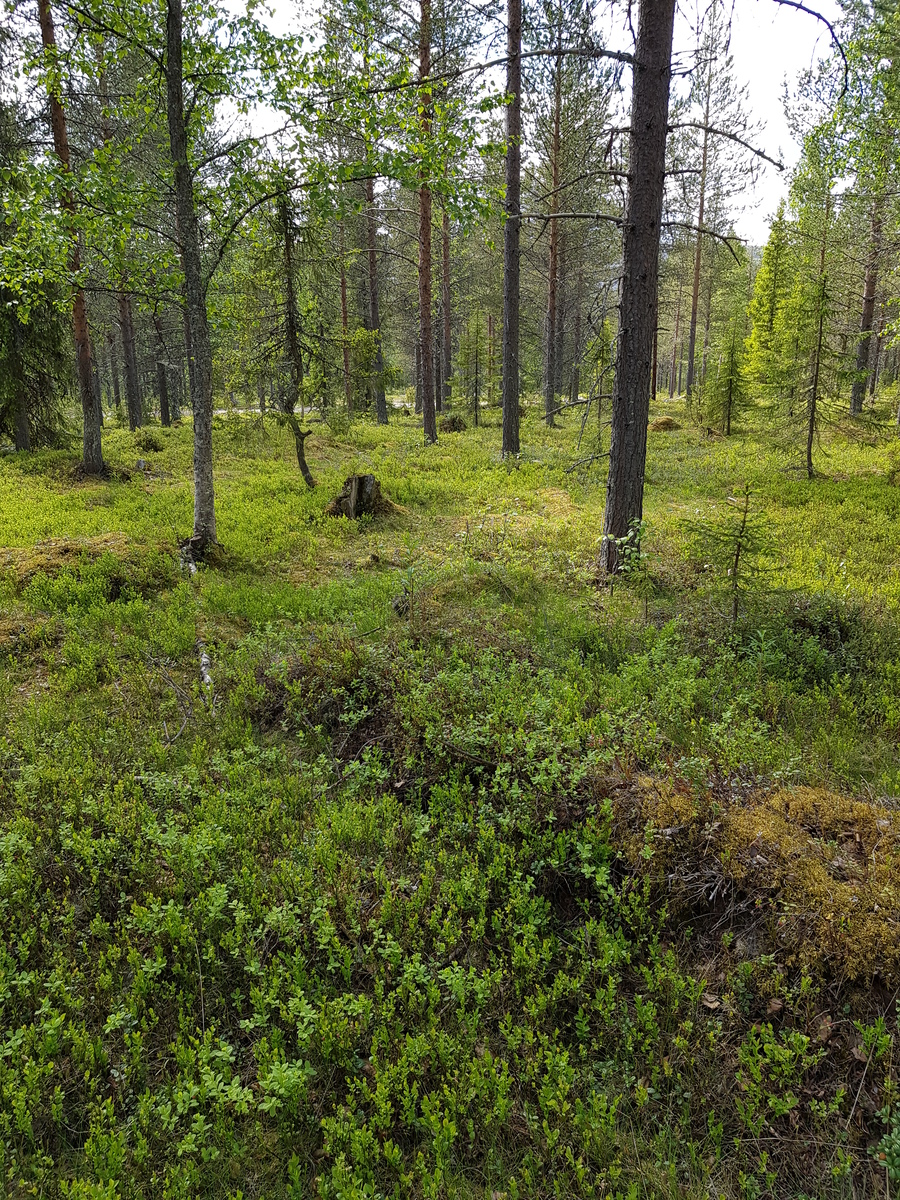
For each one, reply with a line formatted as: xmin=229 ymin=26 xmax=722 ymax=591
xmin=2 ymin=0 xmax=900 ymax=1193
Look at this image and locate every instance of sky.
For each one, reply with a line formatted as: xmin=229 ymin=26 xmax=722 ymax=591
xmin=709 ymin=0 xmax=842 ymax=244
xmin=262 ymin=0 xmax=842 ymax=248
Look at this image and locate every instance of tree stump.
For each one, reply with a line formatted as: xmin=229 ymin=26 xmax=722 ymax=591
xmin=325 ymin=474 xmax=390 ymax=519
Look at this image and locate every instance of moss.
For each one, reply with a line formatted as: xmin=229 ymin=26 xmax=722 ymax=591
xmin=618 ymin=781 xmax=900 ymax=982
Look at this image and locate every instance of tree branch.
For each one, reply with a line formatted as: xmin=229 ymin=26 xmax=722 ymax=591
xmin=668 ymin=123 xmax=784 ymax=170
xmin=662 ymin=221 xmax=744 ymax=261
xmin=770 ymin=0 xmax=849 ymax=94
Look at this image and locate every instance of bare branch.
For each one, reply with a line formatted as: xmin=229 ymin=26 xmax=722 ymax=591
xmin=668 ymin=123 xmax=785 ymax=170
xmin=662 ymin=220 xmax=744 ymax=262
xmin=770 ymin=0 xmax=849 ymax=94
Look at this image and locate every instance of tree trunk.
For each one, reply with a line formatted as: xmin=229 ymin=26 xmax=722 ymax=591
xmin=167 ymin=0 xmax=216 ymax=549
xmin=544 ymin=41 xmax=562 ymax=426
xmin=725 ymin=329 xmax=735 ymax=435
xmin=501 ymin=0 xmax=522 ymax=456
xmin=364 ymin=176 xmax=388 ymax=424
xmin=870 ymin=304 xmax=883 ymax=400
xmin=442 ymin=207 xmax=452 ymax=409
xmin=415 ymin=340 xmax=422 ymax=412
xmin=37 ymin=0 xmax=103 ymax=474
xmin=669 ymin=270 xmax=683 ymax=398
xmin=700 ymin=264 xmax=714 ymax=393
xmin=851 ymin=200 xmax=883 ymax=415
xmin=11 ymin=318 xmax=32 ymax=451
xmin=684 ymin=81 xmax=711 ymax=403
xmin=280 ymin=196 xmax=305 ymax=416
xmin=418 ymin=0 xmax=437 ymax=443
xmin=488 ymin=313 xmax=495 ymax=404
xmin=338 ymin=218 xmax=353 ymax=416
xmin=118 ymin=292 xmax=142 ymax=429
xmin=570 ymin=262 xmax=583 ymax=404
xmin=473 ymin=325 xmax=480 ymax=426
xmin=807 ymin=196 xmax=831 ymax=480
xmin=108 ymin=331 xmax=122 ymax=416
xmin=153 ymin=315 xmax=171 ymax=425
xmin=97 ymin=47 xmax=141 ymax=435
xmin=286 ymin=416 xmax=316 ymax=488
xmin=157 ymin=361 xmax=171 ymax=425
xmin=599 ymin=0 xmax=676 ymax=573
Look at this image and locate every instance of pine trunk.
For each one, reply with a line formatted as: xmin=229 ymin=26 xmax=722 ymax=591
xmin=280 ymin=197 xmax=304 ymax=415
xmin=157 ymin=361 xmax=170 ymax=426
xmin=851 ymin=201 xmax=883 ymax=415
xmin=807 ymin=197 xmax=831 ymax=479
xmin=599 ymin=0 xmax=676 ymax=572
xmin=442 ymin=208 xmax=452 ymax=409
xmin=37 ymin=0 xmax=103 ymax=474
xmin=869 ymin=306 xmax=883 ymax=400
xmin=669 ymin=271 xmax=682 ymax=398
xmin=418 ymin=0 xmax=437 ymax=443
xmin=684 ymin=86 xmax=710 ymax=403
xmin=544 ymin=44 xmax=562 ymax=426
xmin=338 ymin=219 xmax=353 ymax=416
xmin=118 ymin=292 xmax=142 ymax=429
xmin=167 ymin=0 xmax=216 ymax=549
xmin=364 ymin=176 xmax=388 ymax=424
xmin=501 ymin=0 xmax=522 ymax=456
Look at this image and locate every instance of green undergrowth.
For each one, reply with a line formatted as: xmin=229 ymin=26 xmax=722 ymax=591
xmin=2 ymin=403 xmax=900 ymax=1197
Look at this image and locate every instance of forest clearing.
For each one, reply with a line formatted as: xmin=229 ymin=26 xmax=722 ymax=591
xmin=2 ymin=406 xmax=900 ymax=1197
xmin=4 ymin=0 xmax=900 ymax=1189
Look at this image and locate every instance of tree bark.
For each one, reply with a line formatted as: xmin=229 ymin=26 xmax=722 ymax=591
xmin=669 ymin=270 xmax=683 ymax=398
xmin=599 ymin=0 xmax=676 ymax=573
xmin=153 ymin=315 xmax=171 ymax=425
xmin=570 ymin=260 xmax=583 ymax=404
xmin=850 ymin=200 xmax=883 ymax=415
xmin=807 ymin=196 xmax=831 ymax=480
xmin=167 ymin=0 xmax=216 ymax=549
xmin=338 ymin=218 xmax=353 ymax=416
xmin=118 ymin=292 xmax=142 ymax=429
xmin=442 ymin=207 xmax=452 ymax=409
xmin=280 ymin=196 xmax=304 ymax=414
xmin=488 ymin=313 xmax=495 ymax=404
xmin=364 ymin=176 xmax=388 ymax=424
xmin=157 ymin=360 xmax=171 ymax=425
xmin=286 ymin=416 xmax=316 ymax=488
xmin=11 ymin=318 xmax=32 ymax=451
xmin=107 ymin=331 xmax=122 ymax=416
xmin=501 ymin=0 xmax=522 ymax=456
xmin=684 ymin=80 xmax=711 ymax=403
xmin=870 ymin=305 xmax=883 ymax=400
xmin=97 ymin=46 xmax=141 ymax=435
xmin=37 ymin=0 xmax=103 ymax=474
xmin=544 ymin=42 xmax=563 ymax=426
xmin=418 ymin=0 xmax=437 ymax=443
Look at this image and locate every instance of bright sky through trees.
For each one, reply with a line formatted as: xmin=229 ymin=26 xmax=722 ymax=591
xmin=260 ymin=0 xmax=840 ymax=245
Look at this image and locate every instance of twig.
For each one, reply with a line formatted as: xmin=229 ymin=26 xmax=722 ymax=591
xmin=565 ymin=452 xmax=610 ymax=473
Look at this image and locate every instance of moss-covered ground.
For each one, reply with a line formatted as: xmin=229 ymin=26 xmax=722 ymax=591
xmin=2 ymin=401 xmax=900 ymax=1198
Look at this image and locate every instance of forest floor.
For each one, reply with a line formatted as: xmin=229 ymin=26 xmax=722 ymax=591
xmin=2 ymin=399 xmax=900 ymax=1198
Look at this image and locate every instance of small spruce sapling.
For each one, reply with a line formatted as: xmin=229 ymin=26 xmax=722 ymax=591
xmin=694 ymin=486 xmax=768 ymax=627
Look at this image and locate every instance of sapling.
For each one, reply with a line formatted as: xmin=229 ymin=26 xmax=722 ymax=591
xmin=694 ymin=486 xmax=768 ymax=627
